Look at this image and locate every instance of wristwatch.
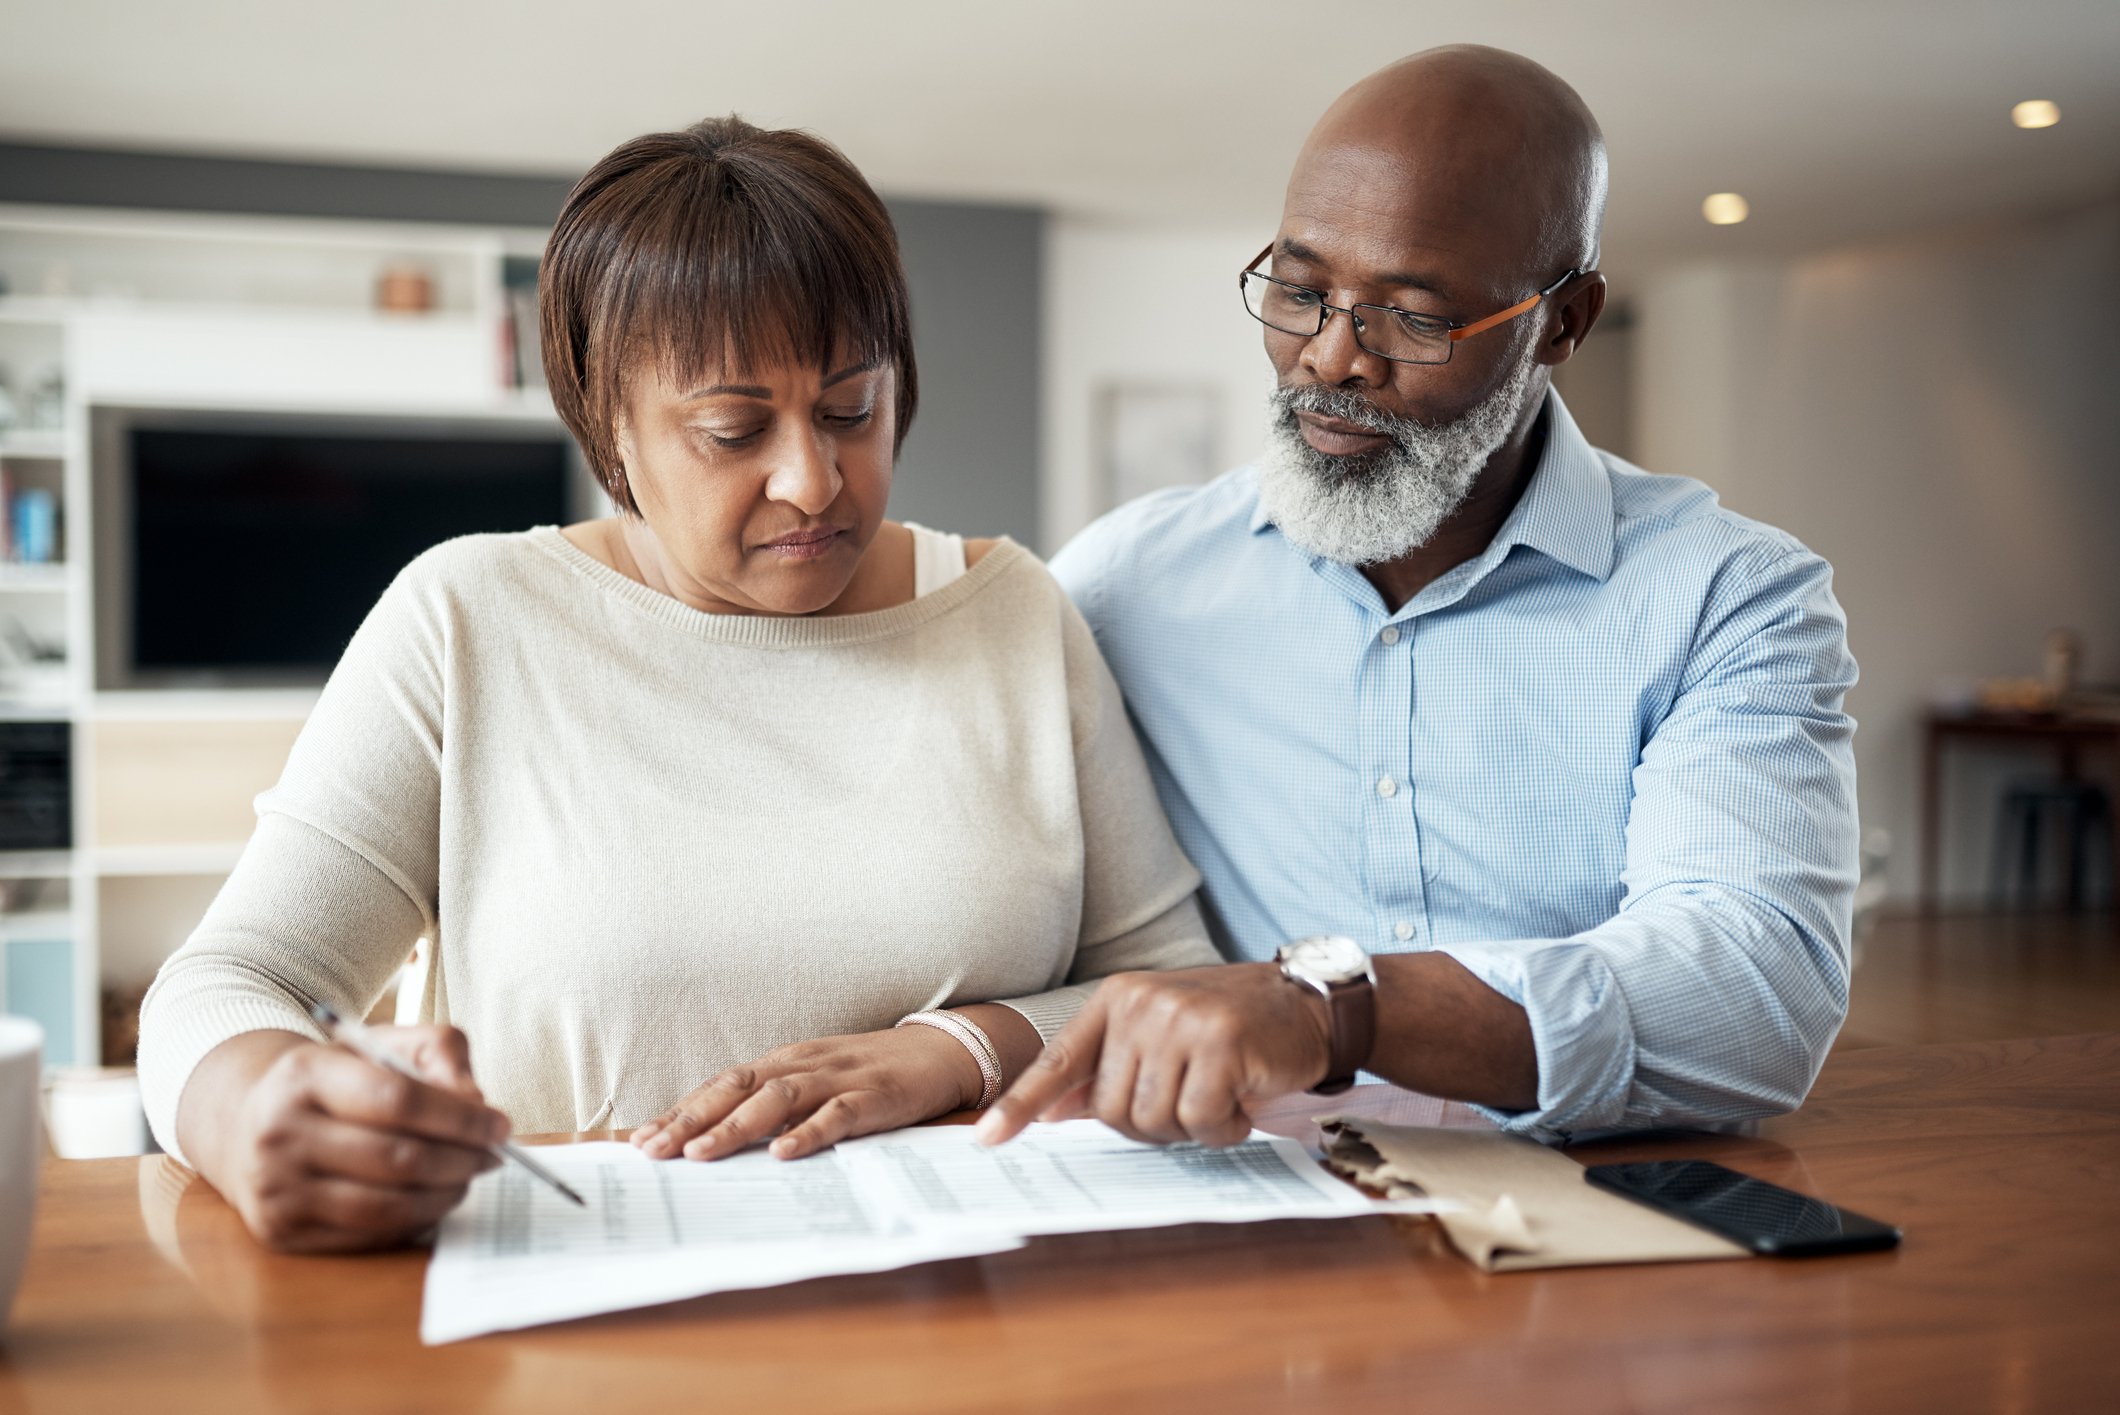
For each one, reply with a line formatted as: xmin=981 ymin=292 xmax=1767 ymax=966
xmin=1275 ymin=934 xmax=1378 ymax=1096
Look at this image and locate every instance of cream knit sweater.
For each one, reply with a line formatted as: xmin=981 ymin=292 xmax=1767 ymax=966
xmin=138 ymin=528 xmax=1217 ymax=1155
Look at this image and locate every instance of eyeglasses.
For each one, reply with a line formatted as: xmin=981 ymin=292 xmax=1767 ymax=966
xmin=1239 ymin=244 xmax=1579 ymax=366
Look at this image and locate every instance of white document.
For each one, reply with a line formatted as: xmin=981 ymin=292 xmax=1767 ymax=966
xmin=420 ymin=1142 xmax=1020 ymax=1344
xmin=838 ymin=1118 xmax=1452 ymax=1236
xmin=423 ymin=1123 xmax=1449 ymax=1344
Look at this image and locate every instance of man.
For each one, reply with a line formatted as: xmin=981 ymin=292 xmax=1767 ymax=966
xmin=978 ymin=45 xmax=1857 ymax=1149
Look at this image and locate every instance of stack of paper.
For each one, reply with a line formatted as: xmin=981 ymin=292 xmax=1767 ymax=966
xmin=422 ymin=1119 xmax=1445 ymax=1343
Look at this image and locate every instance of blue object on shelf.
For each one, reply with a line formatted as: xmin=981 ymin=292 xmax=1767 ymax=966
xmin=11 ymin=489 xmax=56 ymax=565
xmin=6 ymin=936 xmax=72 ymax=1064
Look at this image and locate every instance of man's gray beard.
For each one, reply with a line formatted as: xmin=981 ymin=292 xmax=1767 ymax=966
xmin=1255 ymin=354 xmax=1542 ymax=567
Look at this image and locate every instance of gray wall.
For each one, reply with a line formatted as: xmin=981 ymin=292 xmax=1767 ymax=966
xmin=886 ymin=199 xmax=1041 ymax=546
xmin=0 ymin=142 xmax=1043 ymax=546
xmin=0 ymin=140 xmax=577 ymax=226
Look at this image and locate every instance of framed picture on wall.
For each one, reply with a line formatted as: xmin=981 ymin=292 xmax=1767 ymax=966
xmin=1095 ymin=384 xmax=1219 ymax=512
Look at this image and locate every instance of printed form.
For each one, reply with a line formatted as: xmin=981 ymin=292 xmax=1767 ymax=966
xmin=424 ymin=1121 xmax=1445 ymax=1343
xmin=839 ymin=1119 xmax=1409 ymax=1234
xmin=421 ymin=1143 xmax=1018 ymax=1344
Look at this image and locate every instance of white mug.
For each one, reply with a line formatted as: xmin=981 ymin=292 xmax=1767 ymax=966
xmin=44 ymin=1069 xmax=149 ymax=1160
xmin=0 ymin=1016 xmax=43 ymax=1328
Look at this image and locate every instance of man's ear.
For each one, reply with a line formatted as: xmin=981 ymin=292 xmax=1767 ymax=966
xmin=1536 ymin=274 xmax=1607 ymax=367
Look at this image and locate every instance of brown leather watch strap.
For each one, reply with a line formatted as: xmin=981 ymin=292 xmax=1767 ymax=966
xmin=1311 ymin=975 xmax=1377 ymax=1096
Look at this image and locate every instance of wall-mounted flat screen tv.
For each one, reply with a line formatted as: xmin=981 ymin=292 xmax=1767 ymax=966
xmin=94 ymin=408 xmax=587 ymax=689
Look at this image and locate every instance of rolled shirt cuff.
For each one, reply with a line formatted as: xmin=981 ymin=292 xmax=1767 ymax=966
xmin=1432 ymin=937 xmax=1638 ymax=1144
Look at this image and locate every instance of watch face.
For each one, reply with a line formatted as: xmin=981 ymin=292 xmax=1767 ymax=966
xmin=1280 ymin=934 xmax=1371 ymax=984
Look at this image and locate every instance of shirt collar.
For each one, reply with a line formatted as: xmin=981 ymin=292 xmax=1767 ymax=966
xmin=1496 ymin=388 xmax=1615 ymax=582
xmin=1247 ymin=387 xmax=1615 ymax=585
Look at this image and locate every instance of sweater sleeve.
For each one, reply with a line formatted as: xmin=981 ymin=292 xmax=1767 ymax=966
xmin=136 ymin=559 xmax=449 ymax=1165
xmin=136 ymin=815 xmax=430 ymax=1165
xmin=993 ymin=592 xmax=1220 ymax=1042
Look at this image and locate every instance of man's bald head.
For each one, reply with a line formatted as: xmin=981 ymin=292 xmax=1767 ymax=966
xmin=1294 ymin=45 xmax=1607 ymax=280
xmin=1256 ymin=47 xmax=1612 ymax=574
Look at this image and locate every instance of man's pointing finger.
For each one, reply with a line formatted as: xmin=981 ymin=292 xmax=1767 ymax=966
xmin=974 ymin=1004 xmax=1108 ymax=1145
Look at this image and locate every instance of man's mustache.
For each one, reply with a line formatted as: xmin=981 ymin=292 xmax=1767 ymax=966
xmin=1271 ymin=384 xmax=1412 ymax=466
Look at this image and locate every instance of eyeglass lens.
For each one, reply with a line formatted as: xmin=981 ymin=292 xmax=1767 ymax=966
xmin=1240 ymin=272 xmax=1454 ymax=365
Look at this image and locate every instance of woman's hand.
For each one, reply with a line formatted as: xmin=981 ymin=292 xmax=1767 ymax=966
xmin=177 ymin=1026 xmax=510 ymax=1253
xmin=633 ymin=1018 xmax=996 ymax=1162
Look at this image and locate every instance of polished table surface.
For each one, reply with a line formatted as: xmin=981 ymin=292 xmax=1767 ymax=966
xmin=2 ymin=1033 xmax=2115 ymax=1414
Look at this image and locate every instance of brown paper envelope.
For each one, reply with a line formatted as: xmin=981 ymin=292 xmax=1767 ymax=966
xmin=1320 ymin=1118 xmax=1749 ymax=1272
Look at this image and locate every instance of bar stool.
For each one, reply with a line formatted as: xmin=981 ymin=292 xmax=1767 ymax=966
xmin=1987 ymin=778 xmax=2112 ymax=912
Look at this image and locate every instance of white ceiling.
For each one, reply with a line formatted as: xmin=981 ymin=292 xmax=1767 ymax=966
xmin=7 ymin=0 xmax=2116 ymax=274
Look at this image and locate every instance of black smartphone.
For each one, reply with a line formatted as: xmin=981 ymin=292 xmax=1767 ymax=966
xmin=1585 ymin=1160 xmax=1902 ymax=1256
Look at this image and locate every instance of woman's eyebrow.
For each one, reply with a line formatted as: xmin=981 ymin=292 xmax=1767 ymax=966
xmin=683 ymin=359 xmax=881 ymax=400
xmin=821 ymin=359 xmax=882 ymax=389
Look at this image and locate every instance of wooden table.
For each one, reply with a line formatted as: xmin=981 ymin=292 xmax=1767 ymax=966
xmin=2 ymin=1034 xmax=2115 ymax=1413
xmin=1921 ymin=709 xmax=2120 ymax=912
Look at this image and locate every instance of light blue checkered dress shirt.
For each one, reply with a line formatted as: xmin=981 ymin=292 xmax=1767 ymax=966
xmin=1050 ymin=392 xmax=1859 ymax=1142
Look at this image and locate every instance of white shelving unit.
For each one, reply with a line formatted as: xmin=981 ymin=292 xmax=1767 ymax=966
xmin=0 ymin=202 xmax=560 ymax=1065
xmin=0 ymin=433 xmax=64 ymax=460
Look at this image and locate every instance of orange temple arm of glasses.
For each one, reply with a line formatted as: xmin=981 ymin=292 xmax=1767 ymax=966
xmin=1449 ymin=290 xmax=1544 ymax=342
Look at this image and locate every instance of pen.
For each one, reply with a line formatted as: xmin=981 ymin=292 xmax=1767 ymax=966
xmin=309 ymin=1001 xmax=587 ymax=1208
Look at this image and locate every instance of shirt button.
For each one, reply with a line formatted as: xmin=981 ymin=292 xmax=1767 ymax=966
xmin=1394 ymin=921 xmax=1415 ymax=941
xmin=1380 ymin=625 xmax=1400 ymax=645
xmin=1376 ymin=776 xmax=1397 ymax=798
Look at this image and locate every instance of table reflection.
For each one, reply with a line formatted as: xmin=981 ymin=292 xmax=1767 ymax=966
xmin=136 ymin=1154 xmax=515 ymax=1411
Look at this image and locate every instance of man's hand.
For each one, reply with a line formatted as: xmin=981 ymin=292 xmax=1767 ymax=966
xmin=975 ymin=953 xmax=1541 ymax=1148
xmin=180 ymin=1027 xmax=510 ymax=1253
xmin=975 ymin=964 xmax=1329 ymax=1147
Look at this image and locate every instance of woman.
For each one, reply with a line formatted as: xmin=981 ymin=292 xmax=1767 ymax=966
xmin=138 ymin=116 xmax=1218 ymax=1252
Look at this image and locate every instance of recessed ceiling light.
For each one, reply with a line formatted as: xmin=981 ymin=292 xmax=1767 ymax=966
xmin=2011 ymin=100 xmax=2061 ymax=129
xmin=1703 ymin=192 xmax=1749 ymax=226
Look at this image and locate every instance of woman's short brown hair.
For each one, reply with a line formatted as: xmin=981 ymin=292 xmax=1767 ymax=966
xmin=540 ymin=115 xmax=918 ymax=514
